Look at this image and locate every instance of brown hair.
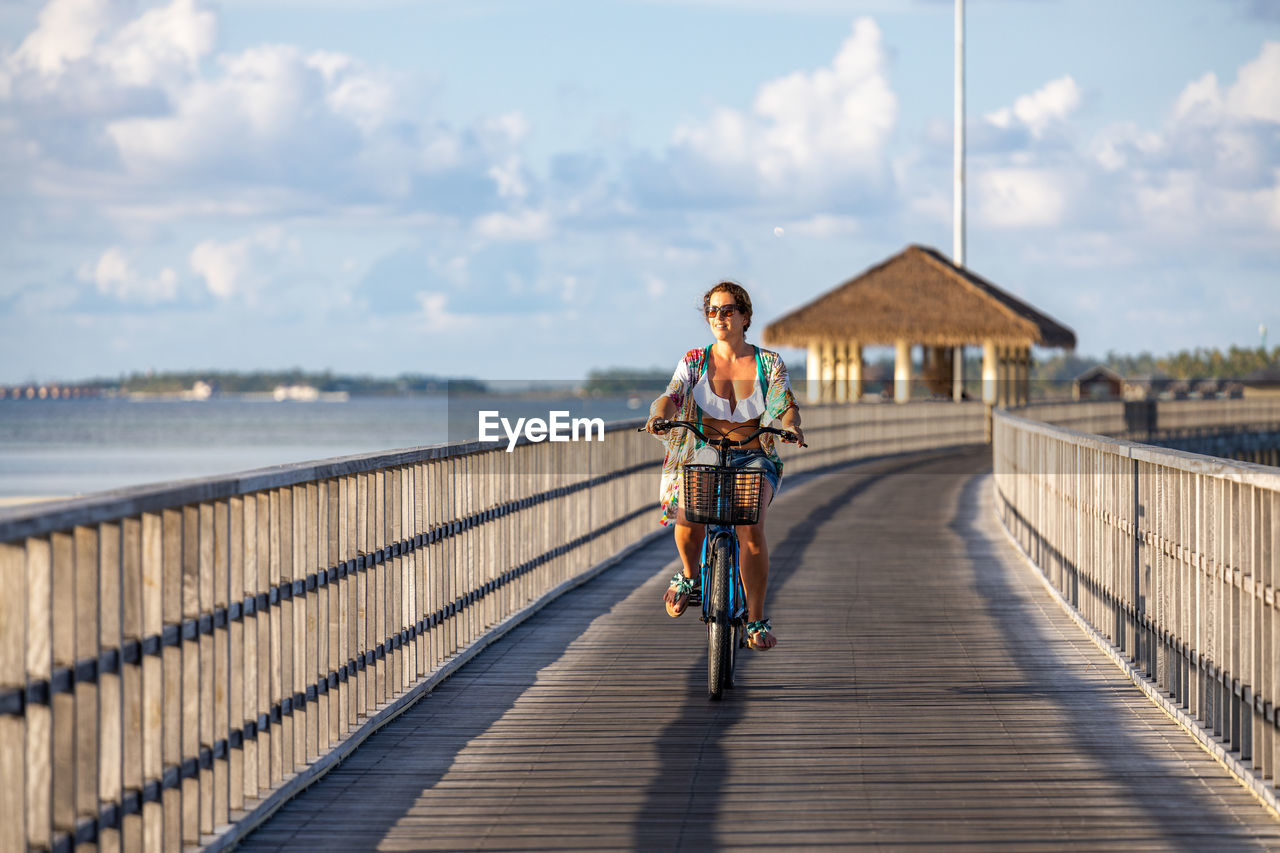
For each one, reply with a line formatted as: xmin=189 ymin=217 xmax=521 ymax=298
xmin=701 ymin=281 xmax=753 ymax=331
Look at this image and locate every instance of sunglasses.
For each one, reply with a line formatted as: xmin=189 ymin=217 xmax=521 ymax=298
xmin=705 ymin=304 xmax=742 ymax=320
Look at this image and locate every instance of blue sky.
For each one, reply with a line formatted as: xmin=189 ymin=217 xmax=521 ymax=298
xmin=2 ymin=0 xmax=1278 ymax=383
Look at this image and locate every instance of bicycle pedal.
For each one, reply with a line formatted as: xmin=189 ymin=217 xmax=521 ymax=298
xmin=688 ymin=589 xmax=702 ymax=606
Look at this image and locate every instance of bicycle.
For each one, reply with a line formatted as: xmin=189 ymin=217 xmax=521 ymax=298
xmin=641 ymin=419 xmax=804 ymax=700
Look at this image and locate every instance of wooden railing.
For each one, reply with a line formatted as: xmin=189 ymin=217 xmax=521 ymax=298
xmin=1016 ymin=397 xmax=1280 ymax=444
xmin=0 ymin=401 xmax=987 ymax=852
xmin=992 ymin=409 xmax=1279 ymax=808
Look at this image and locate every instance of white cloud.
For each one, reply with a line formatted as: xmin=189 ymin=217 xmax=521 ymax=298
xmin=968 ymin=42 xmax=1280 ymax=239
xmin=984 ymin=75 xmax=1081 ymax=138
xmin=1174 ymin=41 xmax=1280 ymax=125
xmin=189 ymin=227 xmax=296 ymax=301
xmin=973 ymin=168 xmax=1069 ymax=228
xmin=11 ymin=0 xmax=122 ymax=75
xmin=3 ymin=1 xmax=533 ymax=220
xmin=106 ymin=0 xmax=215 ymax=88
xmin=106 ymin=44 xmax=359 ymax=178
xmin=664 ymin=17 xmax=896 ymax=199
xmin=472 ymin=209 xmax=553 ymax=241
xmin=784 ymin=214 xmax=861 ymax=238
xmin=8 ymin=0 xmax=214 ymax=96
xmin=79 ymin=246 xmax=179 ymax=302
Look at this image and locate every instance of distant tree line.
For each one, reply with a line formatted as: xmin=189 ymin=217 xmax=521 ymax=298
xmin=581 ymin=368 xmax=671 ymax=395
xmin=1034 ymin=345 xmax=1280 ymax=383
xmin=82 ymin=370 xmax=487 ymax=395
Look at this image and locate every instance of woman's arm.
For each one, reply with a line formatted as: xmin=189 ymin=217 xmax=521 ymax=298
xmin=767 ymin=353 xmax=804 ymax=444
xmin=646 ymin=356 xmax=690 ymax=435
xmin=645 ymin=394 xmax=678 ymax=434
xmin=777 ymin=404 xmax=805 ymax=444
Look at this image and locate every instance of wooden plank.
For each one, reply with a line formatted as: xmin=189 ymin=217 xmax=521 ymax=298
xmin=315 ymin=480 xmax=331 ymax=755
xmin=196 ymin=503 xmax=214 ymax=838
xmin=373 ymin=471 xmax=386 ymax=709
xmin=97 ymin=523 xmax=122 ymax=853
xmin=73 ymin=526 xmax=100 ymax=831
xmin=139 ymin=512 xmax=163 ymax=851
xmin=241 ymin=494 xmax=259 ymax=804
xmin=325 ymin=478 xmax=341 ymax=747
xmin=24 ymin=538 xmax=52 ymax=851
xmin=426 ymin=463 xmax=440 ymax=671
xmin=228 ymin=496 xmax=245 ymax=813
xmin=48 ymin=532 xmax=74 ymax=839
xmin=213 ymin=500 xmax=231 ymax=828
xmin=180 ymin=505 xmax=201 ymax=845
xmin=0 ymin=543 xmax=26 ymax=853
xmin=256 ymin=493 xmax=273 ymax=795
xmin=337 ymin=476 xmax=351 ymax=737
xmin=390 ymin=468 xmax=404 ymax=697
xmin=118 ymin=519 xmax=142 ymax=852
xmin=355 ymin=473 xmax=368 ymax=724
xmin=412 ymin=464 xmax=426 ymax=680
xmin=161 ymin=507 xmax=183 ymax=851
xmin=291 ymin=484 xmax=307 ymax=770
xmin=270 ymin=487 xmax=289 ymax=780
xmin=304 ymin=482 xmax=319 ymax=764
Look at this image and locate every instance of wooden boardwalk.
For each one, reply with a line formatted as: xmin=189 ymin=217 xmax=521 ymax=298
xmin=239 ymin=447 xmax=1280 ymax=851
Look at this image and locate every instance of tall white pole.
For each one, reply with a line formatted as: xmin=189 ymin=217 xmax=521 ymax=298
xmin=954 ymin=0 xmax=966 ymax=267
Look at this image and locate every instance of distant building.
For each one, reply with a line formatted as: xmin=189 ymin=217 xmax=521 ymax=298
xmin=762 ymin=244 xmax=1076 ymax=405
xmin=1122 ymin=373 xmax=1173 ymax=400
xmin=274 ymin=384 xmax=321 ymax=402
xmin=1072 ymin=365 xmax=1123 ymax=400
xmin=1242 ymin=367 xmax=1280 ymax=399
xmin=185 ymin=380 xmax=214 ymax=400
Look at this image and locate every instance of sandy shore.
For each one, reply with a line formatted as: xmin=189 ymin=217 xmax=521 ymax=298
xmin=0 ymin=496 xmax=67 ymax=508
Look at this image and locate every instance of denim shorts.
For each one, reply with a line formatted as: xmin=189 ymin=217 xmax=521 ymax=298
xmin=690 ymin=445 xmax=781 ymax=500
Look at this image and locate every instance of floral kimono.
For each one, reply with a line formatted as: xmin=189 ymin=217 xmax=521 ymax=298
xmin=652 ymin=345 xmax=798 ymax=526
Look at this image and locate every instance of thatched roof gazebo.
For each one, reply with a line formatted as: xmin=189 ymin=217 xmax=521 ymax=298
xmin=762 ymin=244 xmax=1076 ymax=405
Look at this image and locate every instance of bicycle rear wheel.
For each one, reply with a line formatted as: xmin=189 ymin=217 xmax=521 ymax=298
xmin=707 ymin=533 xmax=733 ymax=700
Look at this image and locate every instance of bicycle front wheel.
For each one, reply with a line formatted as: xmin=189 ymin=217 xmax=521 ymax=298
xmin=707 ymin=533 xmax=733 ymax=700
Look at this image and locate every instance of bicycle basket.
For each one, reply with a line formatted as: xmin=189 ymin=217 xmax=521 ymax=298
xmin=681 ymin=465 xmax=763 ymax=526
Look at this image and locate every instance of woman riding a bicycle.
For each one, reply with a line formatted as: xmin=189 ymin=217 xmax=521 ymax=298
xmin=645 ymin=281 xmax=805 ymax=652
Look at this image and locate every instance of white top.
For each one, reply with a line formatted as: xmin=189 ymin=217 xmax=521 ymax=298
xmin=692 ymin=369 xmax=765 ymax=422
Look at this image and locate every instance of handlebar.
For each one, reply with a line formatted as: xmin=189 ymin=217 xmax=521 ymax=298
xmin=637 ymin=418 xmax=807 ymax=448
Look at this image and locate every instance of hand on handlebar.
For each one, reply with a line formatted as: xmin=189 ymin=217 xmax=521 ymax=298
xmin=643 ymin=416 xmax=671 ymax=435
xmin=639 ymin=418 xmax=807 ymax=448
xmin=779 ymin=425 xmax=807 ymax=447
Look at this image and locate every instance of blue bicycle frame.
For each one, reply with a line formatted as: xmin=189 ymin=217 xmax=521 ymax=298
xmin=700 ymin=527 xmax=747 ymax=627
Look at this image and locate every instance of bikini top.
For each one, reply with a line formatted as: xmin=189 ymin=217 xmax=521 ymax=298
xmin=692 ymin=345 xmax=768 ymax=423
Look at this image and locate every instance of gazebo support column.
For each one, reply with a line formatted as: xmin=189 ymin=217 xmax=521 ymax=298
xmin=953 ymin=346 xmax=964 ymax=401
xmin=1013 ymin=346 xmax=1024 ymax=405
xmin=982 ymin=340 xmax=998 ymax=406
xmin=820 ymin=339 xmax=835 ymax=402
xmin=1021 ymin=346 xmax=1033 ymax=404
xmin=806 ymin=341 xmax=820 ymax=404
xmin=850 ymin=342 xmax=863 ymax=401
xmin=895 ymin=339 xmax=912 ymax=404
xmin=834 ymin=341 xmax=848 ymax=403
xmin=1001 ymin=345 xmax=1014 ymax=407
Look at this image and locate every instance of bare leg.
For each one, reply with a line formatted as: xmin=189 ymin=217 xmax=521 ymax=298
xmin=737 ymin=480 xmax=776 ymax=647
xmin=672 ymin=510 xmax=705 ymax=579
xmin=664 ymin=509 xmax=705 ymax=615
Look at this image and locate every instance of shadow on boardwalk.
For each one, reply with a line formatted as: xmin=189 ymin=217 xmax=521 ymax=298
xmin=630 ymin=453 xmax=942 ymax=850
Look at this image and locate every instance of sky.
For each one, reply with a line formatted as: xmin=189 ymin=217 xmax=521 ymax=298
xmin=1 ymin=0 xmax=1278 ymax=384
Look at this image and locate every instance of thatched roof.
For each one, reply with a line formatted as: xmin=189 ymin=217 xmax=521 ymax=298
xmin=1074 ymin=365 xmax=1123 ymax=383
xmin=762 ymin=244 xmax=1076 ymax=350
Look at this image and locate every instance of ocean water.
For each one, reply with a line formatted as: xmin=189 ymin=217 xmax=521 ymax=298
xmin=0 ymin=395 xmax=646 ymax=501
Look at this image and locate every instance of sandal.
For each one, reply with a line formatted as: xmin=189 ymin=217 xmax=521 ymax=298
xmin=663 ymin=573 xmax=697 ymax=618
xmin=746 ymin=618 xmax=776 ymax=651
